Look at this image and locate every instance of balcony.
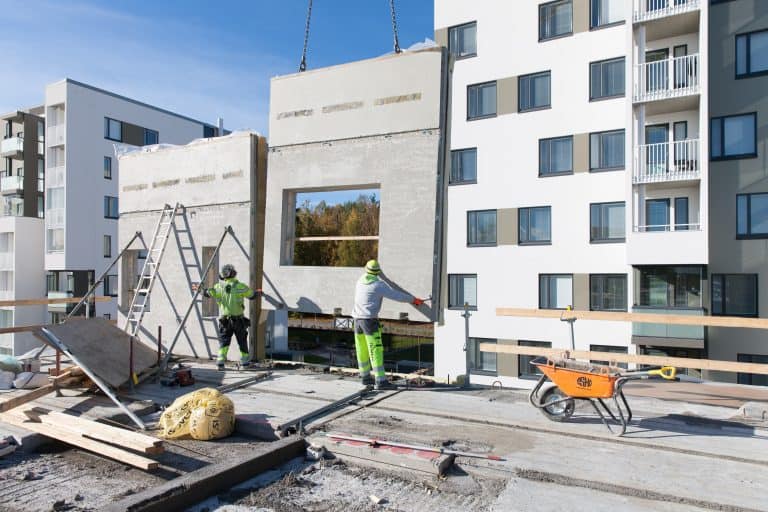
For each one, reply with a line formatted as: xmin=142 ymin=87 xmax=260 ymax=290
xmin=634 ymin=54 xmax=699 ymax=103
xmin=632 ymin=307 xmax=704 ymax=343
xmin=627 ymin=227 xmax=706 ymax=265
xmin=633 ymin=0 xmax=699 ymax=23
xmin=0 ymin=137 xmax=23 ymax=159
xmin=2 ymin=197 xmax=23 ymax=217
xmin=0 ymin=175 xmax=24 ymax=196
xmin=634 ymin=139 xmax=700 ymax=184
xmin=47 ymin=124 xmax=66 ymax=147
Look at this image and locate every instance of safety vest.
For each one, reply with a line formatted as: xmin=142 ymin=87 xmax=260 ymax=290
xmin=207 ymin=278 xmax=254 ymax=317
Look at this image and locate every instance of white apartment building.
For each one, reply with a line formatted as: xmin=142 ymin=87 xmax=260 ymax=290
xmin=0 ymin=79 xmax=220 ymax=355
xmin=433 ymin=0 xmax=727 ymax=387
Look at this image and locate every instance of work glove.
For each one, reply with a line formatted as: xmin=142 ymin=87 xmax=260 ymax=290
xmin=412 ymin=298 xmax=424 ymax=306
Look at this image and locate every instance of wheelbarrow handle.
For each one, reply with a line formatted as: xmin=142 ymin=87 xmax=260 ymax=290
xmin=647 ymin=366 xmax=677 ymax=380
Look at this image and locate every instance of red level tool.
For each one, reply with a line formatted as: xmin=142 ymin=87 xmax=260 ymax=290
xmin=326 ymin=433 xmax=504 ymax=461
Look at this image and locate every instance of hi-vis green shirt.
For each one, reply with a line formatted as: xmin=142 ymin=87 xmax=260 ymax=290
xmin=206 ymin=278 xmax=257 ymax=317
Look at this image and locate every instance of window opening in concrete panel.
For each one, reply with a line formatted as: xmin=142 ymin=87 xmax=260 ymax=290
xmin=469 ymin=338 xmax=497 ymax=375
xmin=289 ymin=188 xmax=380 ymax=267
xmin=519 ymin=340 xmax=552 ymax=379
xmin=202 ymin=246 xmax=219 ymax=317
xmin=737 ymin=353 xmax=768 ymax=386
xmin=448 ymin=274 xmax=477 ymax=310
xmin=539 ymin=274 xmax=573 ymax=309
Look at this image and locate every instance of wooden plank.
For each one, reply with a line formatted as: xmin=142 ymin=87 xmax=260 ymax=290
xmin=478 ymin=343 xmax=768 ymax=375
xmin=0 ymin=411 xmax=158 ymax=470
xmin=295 ymin=235 xmax=379 ymax=242
xmin=495 ymin=307 xmax=768 ymax=330
xmin=0 ymin=370 xmax=75 ymax=413
xmin=0 ymin=296 xmax=112 ymax=307
xmin=21 ymin=408 xmax=163 ymax=454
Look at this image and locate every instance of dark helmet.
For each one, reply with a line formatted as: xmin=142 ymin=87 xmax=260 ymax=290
xmin=220 ymin=264 xmax=237 ymax=279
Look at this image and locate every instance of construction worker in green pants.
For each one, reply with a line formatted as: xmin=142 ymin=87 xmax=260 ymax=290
xmin=196 ymin=264 xmax=261 ymax=371
xmin=352 ymin=260 xmax=424 ymax=390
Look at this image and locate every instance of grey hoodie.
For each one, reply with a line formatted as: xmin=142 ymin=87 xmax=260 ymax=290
xmin=351 ymin=274 xmax=413 ymax=319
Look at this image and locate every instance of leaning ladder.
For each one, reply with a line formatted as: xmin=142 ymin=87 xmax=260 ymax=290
xmin=123 ymin=203 xmax=180 ymax=338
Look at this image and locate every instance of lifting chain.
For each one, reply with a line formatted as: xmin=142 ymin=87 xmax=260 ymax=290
xmin=299 ymin=0 xmax=313 ymax=72
xmin=390 ymin=0 xmax=402 ymax=54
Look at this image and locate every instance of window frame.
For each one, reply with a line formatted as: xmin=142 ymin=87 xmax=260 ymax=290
xmin=450 ymin=147 xmax=478 ymax=185
xmin=589 ymin=274 xmax=628 ymax=312
xmin=538 ymin=0 xmax=573 ymax=42
xmin=104 ymin=117 xmax=122 ymax=142
xmin=143 ymin=128 xmax=159 ymax=146
xmin=518 ymin=71 xmax=552 ymax=113
xmin=589 ymin=57 xmax=625 ymax=101
xmin=737 ymin=353 xmax=768 ymax=386
xmin=589 ymin=129 xmax=626 ymax=172
xmin=448 ymin=21 xmax=478 ymax=60
xmin=519 ymin=206 xmax=552 ymax=245
xmin=538 ymin=135 xmax=574 ymax=177
xmin=589 ymin=201 xmax=626 ymax=243
xmin=589 ymin=0 xmax=625 ymax=30
xmin=468 ymin=338 xmax=497 ymax=376
xmin=735 ymin=28 xmax=768 ymax=79
xmin=448 ymin=273 xmax=478 ymax=311
xmin=104 ymin=274 xmax=118 ymax=297
xmin=518 ymin=340 xmax=552 ymax=379
xmin=466 ymin=81 xmax=498 ymax=121
xmin=104 ymin=196 xmax=119 ymax=220
xmin=103 ymin=234 xmax=112 ymax=258
xmin=539 ymin=273 xmax=574 ymax=310
xmin=104 ymin=156 xmax=112 ymax=180
xmin=710 ymin=113 xmax=758 ymax=161
xmin=736 ymin=192 xmax=768 ymax=239
xmin=711 ymin=274 xmax=758 ymax=317
xmin=467 ymin=209 xmax=497 ymax=247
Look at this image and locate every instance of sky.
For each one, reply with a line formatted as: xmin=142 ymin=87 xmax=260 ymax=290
xmin=0 ymin=0 xmax=434 ymax=134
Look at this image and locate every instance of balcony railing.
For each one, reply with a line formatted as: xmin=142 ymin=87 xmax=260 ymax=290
xmin=0 ymin=175 xmax=24 ymax=195
xmin=634 ymin=139 xmax=700 ymax=183
xmin=2 ymin=197 xmax=23 ymax=217
xmin=633 ymin=0 xmax=699 ymax=23
xmin=634 ymin=54 xmax=699 ymax=102
xmin=47 ymin=124 xmax=66 ymax=147
xmin=634 ymin=223 xmax=701 ymax=232
xmin=0 ymin=137 xmax=23 ymax=158
xmin=632 ymin=307 xmax=704 ymax=339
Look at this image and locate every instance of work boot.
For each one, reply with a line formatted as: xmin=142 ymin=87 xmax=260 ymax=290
xmin=361 ymin=375 xmax=374 ymax=386
xmin=374 ymin=380 xmax=396 ymax=391
xmin=217 ymin=362 xmax=225 ymax=372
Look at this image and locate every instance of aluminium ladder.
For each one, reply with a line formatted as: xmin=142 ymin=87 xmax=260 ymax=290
xmin=123 ymin=203 xmax=180 ymax=338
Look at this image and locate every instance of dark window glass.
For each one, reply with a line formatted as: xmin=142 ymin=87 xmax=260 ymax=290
xmin=712 ymin=274 xmax=757 ymax=317
xmin=104 ymin=196 xmax=119 ymax=219
xmin=104 ymin=117 xmax=122 ymax=141
xmin=539 ymin=0 xmax=572 ymax=40
xmin=634 ymin=266 xmax=704 ymax=308
xmin=590 ymin=202 xmax=625 ymax=242
xmin=103 ymin=235 xmax=111 ymax=258
xmin=590 ymin=274 xmax=627 ymax=311
xmin=590 ymin=0 xmax=625 ymax=28
xmin=736 ymin=29 xmax=768 ymax=78
xmin=590 ymin=130 xmax=625 ymax=170
xmin=448 ymin=274 xmax=477 ymax=309
xmin=737 ymin=193 xmax=768 ymax=238
xmin=590 ymin=58 xmax=625 ymax=99
xmin=590 ymin=344 xmax=628 ymax=369
xmin=449 ymin=22 xmax=477 ymax=58
xmin=519 ymin=72 xmax=551 ymax=112
xmin=711 ymin=114 xmax=757 ymax=159
xmin=104 ymin=156 xmax=112 ymax=179
xmin=204 ymin=125 xmax=216 ymax=138
xmin=467 ymin=210 xmax=497 ymax=246
xmin=143 ymin=129 xmax=158 ymax=145
xmin=539 ymin=274 xmax=573 ymax=309
xmin=737 ymin=353 xmax=768 ymax=386
xmin=674 ymin=197 xmax=689 ymax=230
xmin=467 ymin=82 xmax=497 ymax=119
xmin=104 ymin=275 xmax=118 ymax=297
xmin=519 ymin=207 xmax=552 ymax=244
xmin=645 ymin=199 xmax=670 ymax=231
xmin=469 ymin=338 xmax=497 ymax=374
xmin=450 ymin=148 xmax=477 ymax=184
xmin=519 ymin=340 xmax=552 ymax=379
xmin=539 ymin=136 xmax=573 ymax=175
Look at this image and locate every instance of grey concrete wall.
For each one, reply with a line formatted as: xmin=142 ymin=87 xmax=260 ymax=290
xmin=117 ymin=133 xmax=269 ymax=360
xmin=707 ymin=0 xmax=768 ymax=381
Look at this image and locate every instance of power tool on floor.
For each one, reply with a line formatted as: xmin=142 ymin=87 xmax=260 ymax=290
xmin=160 ymin=364 xmax=195 ymax=387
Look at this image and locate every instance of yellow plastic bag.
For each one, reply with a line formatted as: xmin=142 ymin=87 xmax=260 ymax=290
xmin=159 ymin=388 xmax=235 ymax=440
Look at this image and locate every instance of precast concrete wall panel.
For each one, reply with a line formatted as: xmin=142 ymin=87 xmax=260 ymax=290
xmin=264 ymin=49 xmax=448 ymax=323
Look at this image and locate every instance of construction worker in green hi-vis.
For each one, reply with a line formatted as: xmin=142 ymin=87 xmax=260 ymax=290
xmin=352 ymin=260 xmax=425 ymax=390
xmin=197 ymin=264 xmax=261 ymax=371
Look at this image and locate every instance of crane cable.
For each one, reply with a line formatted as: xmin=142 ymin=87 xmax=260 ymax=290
xmin=299 ymin=0 xmax=402 ymax=72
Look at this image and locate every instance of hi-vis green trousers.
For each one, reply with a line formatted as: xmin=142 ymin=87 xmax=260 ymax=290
xmin=354 ymin=318 xmax=385 ymax=385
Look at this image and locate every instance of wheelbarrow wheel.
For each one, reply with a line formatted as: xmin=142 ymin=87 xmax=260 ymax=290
xmin=538 ymin=386 xmax=575 ymax=422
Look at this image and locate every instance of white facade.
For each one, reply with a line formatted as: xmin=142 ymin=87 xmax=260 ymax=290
xmin=434 ymin=0 xmax=708 ymax=386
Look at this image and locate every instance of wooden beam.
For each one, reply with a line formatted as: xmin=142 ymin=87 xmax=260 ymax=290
xmin=0 ymin=296 xmax=112 ymax=307
xmin=478 ymin=343 xmax=768 ymax=375
xmin=496 ymin=307 xmax=768 ymax=330
xmin=296 ymin=235 xmax=379 ymax=242
xmin=0 ymin=370 xmax=75 ymax=413
xmin=0 ymin=319 xmax=118 ymax=335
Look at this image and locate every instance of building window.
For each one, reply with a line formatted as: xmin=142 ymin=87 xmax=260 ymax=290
xmin=519 ymin=72 xmax=551 ymax=112
xmin=590 ymin=130 xmax=625 ymax=170
xmin=104 ymin=157 xmax=112 ymax=179
xmin=711 ymin=113 xmax=757 ymax=160
xmin=590 ymin=0 xmax=624 ymax=29
xmin=590 ymin=344 xmax=628 ymax=369
xmin=539 ymin=274 xmax=573 ymax=309
xmin=448 ymin=274 xmax=477 ymax=310
xmin=539 ymin=136 xmax=573 ymax=176
xmin=204 ymin=125 xmax=216 ymax=138
xmin=519 ymin=340 xmax=552 ymax=379
xmin=47 ymin=229 xmax=64 ymax=252
xmin=104 ymin=275 xmax=118 ymax=297
xmin=634 ymin=266 xmax=704 ymax=308
xmin=144 ymin=129 xmax=159 ymax=145
xmin=37 ymin=196 xmax=44 ymax=218
xmin=104 ymin=117 xmax=122 ymax=142
xmin=645 ymin=198 xmax=670 ymax=231
xmin=449 ymin=21 xmax=477 ymax=58
xmin=737 ymin=192 xmax=768 ymax=238
xmin=103 ymin=235 xmax=112 ymax=258
xmin=590 ymin=57 xmax=625 ymax=100
xmin=539 ymin=0 xmax=572 ymax=41
xmin=450 ymin=148 xmax=477 ymax=184
xmin=590 ymin=202 xmax=625 ymax=242
xmin=467 ymin=210 xmax=497 ymax=246
xmin=736 ymin=29 xmax=768 ymax=78
xmin=737 ymin=354 xmax=768 ymax=386
xmin=590 ymin=274 xmax=627 ymax=311
xmin=712 ymin=274 xmax=758 ymax=317
xmin=469 ymin=338 xmax=497 ymax=375
xmin=674 ymin=197 xmax=689 ymax=230
xmin=467 ymin=82 xmax=497 ymax=120
xmin=104 ymin=196 xmax=119 ymax=219
xmin=519 ymin=206 xmax=552 ymax=244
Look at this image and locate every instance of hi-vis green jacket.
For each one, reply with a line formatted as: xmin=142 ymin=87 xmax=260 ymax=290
xmin=204 ymin=278 xmax=258 ymax=317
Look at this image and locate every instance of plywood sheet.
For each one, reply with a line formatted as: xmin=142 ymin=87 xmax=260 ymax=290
xmin=45 ymin=319 xmax=157 ymax=387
